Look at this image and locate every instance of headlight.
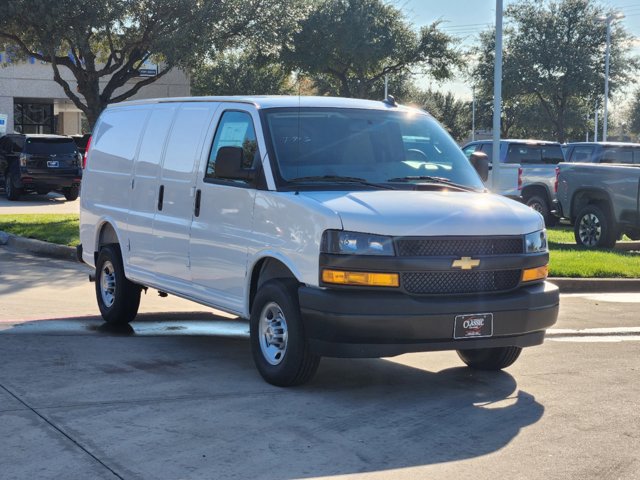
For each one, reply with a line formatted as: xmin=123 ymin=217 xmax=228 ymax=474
xmin=321 ymin=230 xmax=395 ymax=256
xmin=525 ymin=230 xmax=548 ymax=253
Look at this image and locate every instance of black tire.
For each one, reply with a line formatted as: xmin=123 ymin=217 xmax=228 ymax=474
xmin=63 ymin=186 xmax=79 ymax=201
xmin=525 ymin=194 xmax=556 ymax=227
xmin=574 ymin=204 xmax=617 ymax=249
xmin=457 ymin=346 xmax=522 ymax=370
xmin=250 ymin=279 xmax=320 ymax=387
xmin=5 ymin=173 xmax=22 ymax=201
xmin=95 ymin=244 xmax=141 ymax=325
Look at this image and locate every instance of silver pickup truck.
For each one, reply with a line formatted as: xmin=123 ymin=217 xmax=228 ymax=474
xmin=556 ymin=163 xmax=640 ymax=248
xmin=462 ymin=140 xmax=562 ymax=226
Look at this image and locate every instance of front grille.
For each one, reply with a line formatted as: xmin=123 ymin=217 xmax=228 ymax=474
xmin=402 ymin=270 xmax=521 ymax=295
xmin=395 ymin=237 xmax=523 ymax=257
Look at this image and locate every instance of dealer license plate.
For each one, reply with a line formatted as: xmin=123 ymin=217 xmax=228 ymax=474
xmin=454 ymin=313 xmax=493 ymax=339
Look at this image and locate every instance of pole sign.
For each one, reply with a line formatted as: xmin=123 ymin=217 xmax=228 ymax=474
xmin=0 ymin=114 xmax=7 ymax=135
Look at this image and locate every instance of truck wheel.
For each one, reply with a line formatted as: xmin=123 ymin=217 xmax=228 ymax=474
xmin=63 ymin=186 xmax=79 ymax=201
xmin=574 ymin=204 xmax=616 ymax=249
xmin=526 ymin=195 xmax=556 ymax=227
xmin=95 ymin=244 xmax=141 ymax=324
xmin=457 ymin=346 xmax=522 ymax=370
xmin=5 ymin=174 xmax=22 ymax=201
xmin=250 ymin=280 xmax=320 ymax=386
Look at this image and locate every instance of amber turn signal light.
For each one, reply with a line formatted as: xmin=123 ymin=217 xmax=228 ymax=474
xmin=322 ymin=269 xmax=399 ymax=287
xmin=522 ymin=265 xmax=548 ymax=282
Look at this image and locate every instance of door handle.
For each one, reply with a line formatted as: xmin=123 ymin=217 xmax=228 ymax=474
xmin=194 ymin=189 xmax=202 ymax=217
xmin=158 ymin=185 xmax=165 ymax=211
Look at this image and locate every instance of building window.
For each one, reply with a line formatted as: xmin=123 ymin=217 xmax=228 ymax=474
xmin=14 ymin=100 xmax=54 ymax=134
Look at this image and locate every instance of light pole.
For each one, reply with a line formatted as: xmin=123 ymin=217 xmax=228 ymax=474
xmin=472 ymin=85 xmax=476 ymax=141
xmin=492 ymin=0 xmax=503 ymax=191
xmin=600 ymin=12 xmax=624 ymax=142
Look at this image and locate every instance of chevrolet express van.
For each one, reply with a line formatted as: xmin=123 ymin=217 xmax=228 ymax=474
xmin=79 ymin=96 xmax=559 ymax=386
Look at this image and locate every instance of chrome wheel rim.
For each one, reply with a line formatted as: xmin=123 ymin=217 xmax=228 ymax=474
xmin=100 ymin=260 xmax=117 ymax=308
xmin=259 ymin=302 xmax=288 ymax=365
xmin=578 ymin=213 xmax=601 ymax=247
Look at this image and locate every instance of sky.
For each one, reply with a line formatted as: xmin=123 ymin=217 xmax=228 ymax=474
xmin=395 ymin=0 xmax=640 ymax=111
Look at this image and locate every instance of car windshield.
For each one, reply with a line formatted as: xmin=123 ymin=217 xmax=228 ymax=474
xmin=24 ymin=138 xmax=77 ymax=155
xmin=262 ymin=108 xmax=485 ymax=190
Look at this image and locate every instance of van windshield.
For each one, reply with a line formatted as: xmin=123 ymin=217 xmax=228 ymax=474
xmin=262 ymin=108 xmax=485 ymax=191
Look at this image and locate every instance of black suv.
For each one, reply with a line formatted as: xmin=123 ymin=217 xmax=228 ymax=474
xmin=0 ymin=134 xmax=82 ymax=201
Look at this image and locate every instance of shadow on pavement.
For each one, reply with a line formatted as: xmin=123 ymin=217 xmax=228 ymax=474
xmin=0 ymin=311 xmax=544 ymax=479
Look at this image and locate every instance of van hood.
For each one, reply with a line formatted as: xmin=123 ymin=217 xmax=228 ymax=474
xmin=299 ymin=190 xmax=543 ymax=236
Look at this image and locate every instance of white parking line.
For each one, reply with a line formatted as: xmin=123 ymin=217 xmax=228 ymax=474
xmin=561 ymin=293 xmax=640 ymax=303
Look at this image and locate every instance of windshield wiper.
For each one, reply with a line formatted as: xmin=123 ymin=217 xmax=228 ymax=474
xmin=386 ymin=175 xmax=476 ymax=192
xmin=288 ymin=175 xmax=396 ymax=190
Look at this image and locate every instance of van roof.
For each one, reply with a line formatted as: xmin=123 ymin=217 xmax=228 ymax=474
xmin=109 ymin=95 xmax=424 ymax=113
xmin=468 ymin=139 xmax=561 ymax=146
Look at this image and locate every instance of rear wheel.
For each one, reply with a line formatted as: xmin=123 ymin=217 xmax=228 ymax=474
xmin=250 ymin=280 xmax=320 ymax=386
xmin=95 ymin=244 xmax=141 ymax=324
xmin=63 ymin=186 xmax=79 ymax=201
xmin=457 ymin=346 xmax=522 ymax=370
xmin=574 ymin=204 xmax=616 ymax=249
xmin=5 ymin=174 xmax=21 ymax=201
xmin=525 ymin=194 xmax=556 ymax=227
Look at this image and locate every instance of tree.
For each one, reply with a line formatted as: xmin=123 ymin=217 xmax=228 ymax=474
xmin=192 ymin=50 xmax=295 ymax=96
xmin=407 ymin=89 xmax=471 ymax=142
xmin=628 ymin=89 xmax=640 ymax=140
xmin=0 ymin=0 xmax=292 ymax=129
xmin=472 ymin=0 xmax=638 ymax=142
xmin=284 ymin=0 xmax=461 ymax=99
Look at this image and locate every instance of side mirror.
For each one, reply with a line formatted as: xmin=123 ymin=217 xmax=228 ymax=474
xmin=214 ymin=146 xmax=256 ymax=181
xmin=470 ymin=151 xmax=489 ymax=182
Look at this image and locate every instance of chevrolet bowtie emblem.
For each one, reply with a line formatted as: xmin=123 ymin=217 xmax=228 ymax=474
xmin=452 ymin=256 xmax=480 ymax=270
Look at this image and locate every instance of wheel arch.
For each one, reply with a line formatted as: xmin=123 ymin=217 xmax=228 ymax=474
xmin=247 ymin=255 xmax=302 ymax=316
xmin=570 ymin=188 xmax=614 ymax=224
xmin=92 ymin=220 xmax=123 ymax=264
xmin=521 ymin=184 xmax=551 ymax=205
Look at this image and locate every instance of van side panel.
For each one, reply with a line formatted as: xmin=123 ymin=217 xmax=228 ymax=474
xmin=127 ymin=103 xmax=179 ymax=271
xmin=79 ymin=106 xmax=151 ymax=262
xmin=150 ymin=102 xmax=218 ymax=283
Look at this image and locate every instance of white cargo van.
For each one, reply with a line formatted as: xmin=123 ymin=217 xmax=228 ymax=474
xmin=79 ymin=96 xmax=559 ymax=386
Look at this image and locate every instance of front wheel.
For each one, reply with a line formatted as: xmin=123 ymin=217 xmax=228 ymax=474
xmin=574 ymin=204 xmax=616 ymax=249
xmin=95 ymin=244 xmax=141 ymax=324
xmin=250 ymin=280 xmax=320 ymax=386
xmin=457 ymin=346 xmax=522 ymax=370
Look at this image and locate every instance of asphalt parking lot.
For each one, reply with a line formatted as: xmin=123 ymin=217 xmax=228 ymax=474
xmin=0 ymin=191 xmax=80 ymax=214
xmin=1 ymin=248 xmax=639 ymax=479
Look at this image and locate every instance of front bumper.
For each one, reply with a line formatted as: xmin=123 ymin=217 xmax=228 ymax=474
xmin=299 ymin=281 xmax=559 ymax=357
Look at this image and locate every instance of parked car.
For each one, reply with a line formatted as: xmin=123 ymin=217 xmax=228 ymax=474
xmin=556 ymin=162 xmax=640 ymax=248
xmin=563 ymin=142 xmax=640 ymax=164
xmin=71 ymin=133 xmax=92 ymax=156
xmin=0 ymin=133 xmax=82 ymax=200
xmin=79 ymin=96 xmax=559 ymax=386
xmin=462 ymin=139 xmax=564 ymax=226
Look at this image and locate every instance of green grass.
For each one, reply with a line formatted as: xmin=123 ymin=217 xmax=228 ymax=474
xmin=0 ymin=214 xmax=80 ymax=246
xmin=0 ymin=215 xmax=638 ymax=278
xmin=547 ymin=226 xmax=640 ymax=278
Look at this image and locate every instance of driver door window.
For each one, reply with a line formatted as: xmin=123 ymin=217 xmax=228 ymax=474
xmin=205 ymin=111 xmax=260 ymax=180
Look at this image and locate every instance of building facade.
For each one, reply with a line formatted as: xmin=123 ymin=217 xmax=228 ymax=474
xmin=0 ymin=55 xmax=190 ymax=135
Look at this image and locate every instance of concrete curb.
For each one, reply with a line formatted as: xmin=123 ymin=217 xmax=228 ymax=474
xmin=547 ymin=277 xmax=640 ymax=293
xmin=2 ymin=230 xmax=640 ymax=293
xmin=0 ymin=231 xmax=77 ymax=261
